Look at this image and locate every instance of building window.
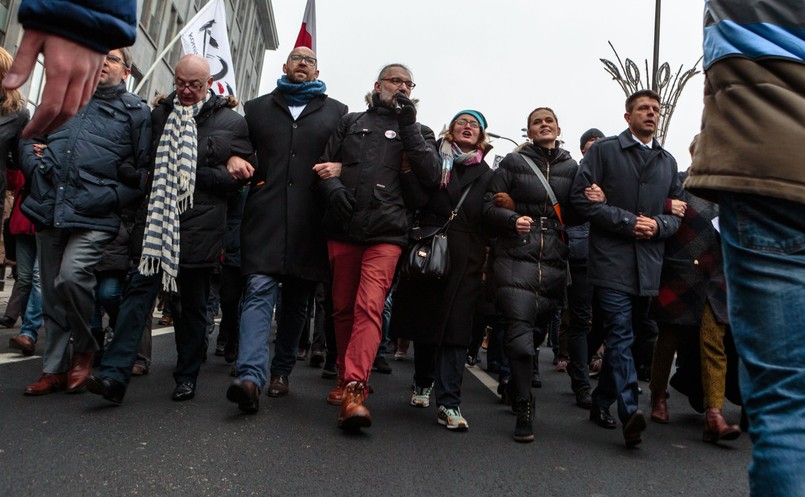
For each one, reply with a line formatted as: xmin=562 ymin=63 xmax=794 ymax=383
xmin=141 ymin=0 xmax=166 ymax=44
xmin=167 ymin=6 xmax=184 ymax=65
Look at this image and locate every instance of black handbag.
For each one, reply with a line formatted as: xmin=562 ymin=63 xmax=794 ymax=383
xmin=400 ymin=185 xmax=471 ymax=280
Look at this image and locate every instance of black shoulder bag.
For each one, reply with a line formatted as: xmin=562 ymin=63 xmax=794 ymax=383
xmin=400 ymin=185 xmax=472 ymax=281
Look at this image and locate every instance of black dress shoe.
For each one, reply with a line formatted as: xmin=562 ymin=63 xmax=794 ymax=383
xmin=172 ymin=382 xmax=196 ymax=401
xmin=576 ymin=389 xmax=593 ymax=409
xmin=0 ymin=315 xmax=16 ymax=328
xmin=214 ymin=343 xmax=226 ymax=357
xmin=623 ymin=409 xmax=647 ymax=447
xmin=86 ymin=375 xmax=126 ymax=405
xmin=590 ymin=406 xmax=617 ymax=429
xmin=226 ymin=379 xmax=259 ymax=414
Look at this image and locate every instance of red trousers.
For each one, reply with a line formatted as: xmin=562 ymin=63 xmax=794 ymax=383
xmin=328 ymin=240 xmax=402 ymax=383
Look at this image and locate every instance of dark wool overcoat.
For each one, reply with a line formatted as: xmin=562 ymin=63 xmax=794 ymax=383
xmin=390 ymin=143 xmax=493 ymax=348
xmin=571 ymin=130 xmax=683 ymax=296
xmin=239 ymin=90 xmax=347 ymax=282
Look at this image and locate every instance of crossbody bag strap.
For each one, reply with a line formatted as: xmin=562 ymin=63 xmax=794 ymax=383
xmin=518 ymin=153 xmax=564 ymax=225
xmin=439 ymin=184 xmax=472 ymax=233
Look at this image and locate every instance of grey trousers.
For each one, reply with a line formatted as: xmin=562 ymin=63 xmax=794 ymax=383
xmin=37 ymin=227 xmax=114 ymax=374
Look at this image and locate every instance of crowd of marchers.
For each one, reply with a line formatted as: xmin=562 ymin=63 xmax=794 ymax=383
xmin=0 ymin=42 xmax=743 ymax=449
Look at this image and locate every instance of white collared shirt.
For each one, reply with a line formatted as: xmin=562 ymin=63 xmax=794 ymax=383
xmin=631 ymin=133 xmax=654 ymax=148
xmin=289 ymin=104 xmax=306 ymax=120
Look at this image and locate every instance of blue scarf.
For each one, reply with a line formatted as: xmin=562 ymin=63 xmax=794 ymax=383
xmin=276 ymin=76 xmax=327 ymax=105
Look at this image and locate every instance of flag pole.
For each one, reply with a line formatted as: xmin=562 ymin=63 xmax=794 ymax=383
xmin=133 ymin=0 xmax=220 ymax=95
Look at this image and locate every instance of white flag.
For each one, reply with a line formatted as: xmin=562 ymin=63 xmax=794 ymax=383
xmin=180 ymin=0 xmax=237 ymax=97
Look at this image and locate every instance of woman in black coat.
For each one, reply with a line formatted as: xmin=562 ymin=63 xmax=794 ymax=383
xmin=390 ymin=110 xmax=493 ymax=432
xmin=483 ymin=107 xmax=578 ymax=442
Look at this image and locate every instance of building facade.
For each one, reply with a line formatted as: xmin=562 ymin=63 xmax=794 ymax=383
xmin=1 ymin=0 xmax=278 ymax=112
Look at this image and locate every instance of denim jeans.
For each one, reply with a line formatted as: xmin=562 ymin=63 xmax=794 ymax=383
xmin=591 ymin=287 xmax=647 ymax=424
xmin=236 ymin=274 xmax=280 ymax=390
xmin=98 ymin=268 xmax=162 ymax=385
xmin=91 ymin=271 xmax=125 ymax=333
xmin=720 ymin=192 xmax=805 ymax=497
xmin=14 ymin=235 xmax=42 ymax=340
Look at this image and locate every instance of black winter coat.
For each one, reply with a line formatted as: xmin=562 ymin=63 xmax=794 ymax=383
xmin=132 ymin=92 xmax=250 ymax=267
xmin=571 ymin=130 xmax=682 ymax=296
xmin=484 ymin=143 xmax=578 ymax=324
xmin=318 ymin=98 xmax=440 ymax=247
xmin=239 ymin=90 xmax=347 ymax=281
xmin=0 ymin=105 xmax=29 ymax=220
xmin=390 ymin=142 xmax=493 ymax=347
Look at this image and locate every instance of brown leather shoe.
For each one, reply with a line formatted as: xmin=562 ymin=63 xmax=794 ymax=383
xmin=267 ymin=375 xmax=289 ymax=397
xmin=66 ymin=352 xmax=95 ymax=393
xmin=9 ymin=335 xmax=36 ymax=356
xmin=338 ymin=381 xmax=372 ymax=430
xmin=650 ymin=390 xmax=669 ymax=424
xmin=327 ymin=379 xmax=346 ymax=406
xmin=24 ymin=373 xmax=68 ymax=396
xmin=226 ymin=378 xmax=260 ymax=413
xmin=158 ymin=315 xmax=173 ymax=326
xmin=703 ymin=407 xmax=741 ymax=443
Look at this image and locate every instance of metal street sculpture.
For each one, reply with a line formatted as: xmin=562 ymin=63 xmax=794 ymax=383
xmin=601 ymin=41 xmax=701 ymax=146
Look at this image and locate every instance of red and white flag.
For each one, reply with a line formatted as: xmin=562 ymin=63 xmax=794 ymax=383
xmin=180 ymin=0 xmax=237 ymax=97
xmin=294 ymin=0 xmax=316 ymax=52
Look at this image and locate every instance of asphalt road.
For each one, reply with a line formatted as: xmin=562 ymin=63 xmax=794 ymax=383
xmin=0 ymin=322 xmax=751 ymax=497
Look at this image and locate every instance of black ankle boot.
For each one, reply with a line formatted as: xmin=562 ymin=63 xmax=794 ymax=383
xmin=513 ymin=395 xmax=535 ymax=443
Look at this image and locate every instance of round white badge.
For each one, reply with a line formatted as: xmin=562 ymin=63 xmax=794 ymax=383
xmin=385 ymin=130 xmax=397 ymax=139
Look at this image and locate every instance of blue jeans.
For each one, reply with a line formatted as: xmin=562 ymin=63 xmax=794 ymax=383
xmin=720 ymin=192 xmax=805 ymax=496
xmin=16 ymin=235 xmax=42 ymax=340
xmin=91 ymin=271 xmax=125 ymax=333
xmin=236 ymin=274 xmax=280 ymax=390
xmin=98 ymin=268 xmax=162 ymax=385
xmin=591 ymin=287 xmax=646 ymax=424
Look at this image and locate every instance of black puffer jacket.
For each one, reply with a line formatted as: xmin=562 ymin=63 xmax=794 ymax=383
xmin=131 ymin=92 xmax=251 ymax=267
xmin=20 ymin=82 xmax=151 ymax=233
xmin=484 ymin=143 xmax=578 ymax=322
xmin=318 ymin=95 xmax=440 ymax=247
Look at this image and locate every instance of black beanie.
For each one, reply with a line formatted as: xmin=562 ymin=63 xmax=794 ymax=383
xmin=580 ymin=128 xmax=605 ymax=152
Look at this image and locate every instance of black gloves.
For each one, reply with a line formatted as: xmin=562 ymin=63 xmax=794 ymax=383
xmin=117 ymin=163 xmax=144 ymax=188
xmin=395 ymin=93 xmax=416 ymax=127
xmin=329 ymin=187 xmax=355 ymax=221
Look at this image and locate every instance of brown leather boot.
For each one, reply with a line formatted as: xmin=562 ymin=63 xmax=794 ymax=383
xmin=327 ymin=378 xmax=346 ymax=406
xmin=703 ymin=407 xmax=741 ymax=443
xmin=650 ymin=390 xmax=669 ymax=424
xmin=66 ymin=352 xmax=95 ymax=393
xmin=338 ymin=381 xmax=371 ymax=430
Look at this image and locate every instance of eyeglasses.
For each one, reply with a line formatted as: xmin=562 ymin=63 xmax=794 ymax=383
xmin=175 ymin=80 xmax=206 ymax=91
xmin=381 ymin=77 xmax=416 ymax=89
xmin=106 ymin=54 xmax=128 ymax=67
xmin=455 ymin=118 xmax=480 ymax=129
xmin=289 ymin=54 xmax=317 ymax=65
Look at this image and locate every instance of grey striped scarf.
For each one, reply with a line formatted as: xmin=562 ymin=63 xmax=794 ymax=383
xmin=139 ymin=93 xmax=210 ymax=292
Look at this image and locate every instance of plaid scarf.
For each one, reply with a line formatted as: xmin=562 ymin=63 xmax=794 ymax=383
xmin=139 ymin=93 xmax=211 ymax=292
xmin=439 ymin=140 xmax=482 ymax=188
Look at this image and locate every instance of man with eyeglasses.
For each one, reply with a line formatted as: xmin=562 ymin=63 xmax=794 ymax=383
xmin=19 ymin=47 xmax=152 ymax=396
xmin=87 ymin=54 xmax=253 ymax=404
xmin=223 ymin=46 xmax=347 ymax=413
xmin=312 ymin=63 xmax=440 ymax=430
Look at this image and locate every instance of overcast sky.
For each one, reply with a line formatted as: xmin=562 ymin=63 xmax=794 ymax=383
xmin=259 ymin=0 xmax=705 ymax=167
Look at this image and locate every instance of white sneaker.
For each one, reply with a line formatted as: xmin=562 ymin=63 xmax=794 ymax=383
xmin=437 ymin=405 xmax=468 ymax=431
xmin=410 ymin=385 xmax=432 ymax=408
